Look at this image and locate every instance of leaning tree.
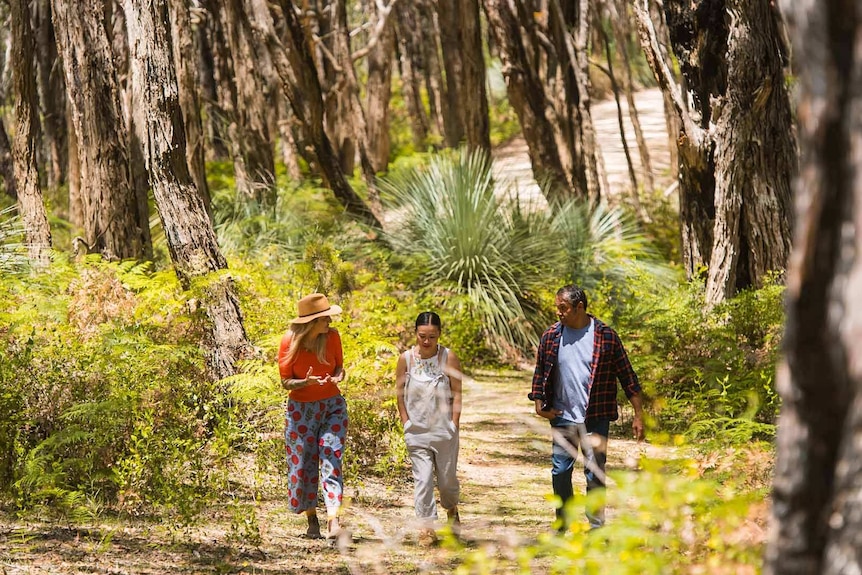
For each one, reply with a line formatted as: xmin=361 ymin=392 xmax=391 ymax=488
xmin=123 ymin=0 xmax=253 ymax=379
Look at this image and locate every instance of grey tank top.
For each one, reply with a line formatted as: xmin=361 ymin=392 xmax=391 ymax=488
xmin=403 ymin=345 xmax=452 ymax=432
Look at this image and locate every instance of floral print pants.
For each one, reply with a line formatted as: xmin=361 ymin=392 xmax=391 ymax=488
xmin=284 ymin=394 xmax=348 ymax=514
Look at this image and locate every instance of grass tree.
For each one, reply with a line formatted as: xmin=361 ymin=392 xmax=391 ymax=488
xmin=381 ymin=148 xmax=674 ymax=357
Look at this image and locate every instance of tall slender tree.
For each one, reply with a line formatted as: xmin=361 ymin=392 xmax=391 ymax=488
xmin=11 ymin=0 xmax=52 ymax=265
xmin=52 ymin=0 xmax=150 ymax=260
xmin=123 ymin=0 xmax=252 ymax=379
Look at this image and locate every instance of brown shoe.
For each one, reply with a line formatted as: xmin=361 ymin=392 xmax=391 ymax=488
xmin=305 ymin=514 xmax=321 ymax=539
xmin=418 ymin=528 xmax=438 ymax=547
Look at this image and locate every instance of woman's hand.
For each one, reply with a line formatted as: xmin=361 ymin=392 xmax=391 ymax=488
xmin=304 ymin=366 xmax=325 ymax=386
xmin=282 ymin=367 xmax=326 ymax=390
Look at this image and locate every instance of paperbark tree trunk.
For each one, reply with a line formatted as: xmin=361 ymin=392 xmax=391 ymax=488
xmin=220 ymin=0 xmax=276 ymax=205
xmin=123 ymin=0 xmax=252 ymax=380
xmin=11 ymin=0 xmax=52 ymax=265
xmin=243 ymin=0 xmax=382 ymax=228
xmin=169 ymin=0 xmax=212 ymax=215
xmin=436 ymin=0 xmax=464 ymax=147
xmin=634 ymin=0 xmax=794 ymax=306
xmin=364 ymin=0 xmax=395 ymax=172
xmin=33 ymin=0 xmax=67 ymax=190
xmin=706 ymin=0 xmax=794 ymax=304
xmin=458 ymin=0 xmax=490 ymax=151
xmin=197 ymin=0 xmax=231 ymax=160
xmin=52 ymin=0 xmax=150 ymax=260
xmin=765 ymin=1 xmax=862 ymax=572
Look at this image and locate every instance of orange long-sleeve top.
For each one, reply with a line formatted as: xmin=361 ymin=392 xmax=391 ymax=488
xmin=277 ymin=328 xmax=343 ymax=402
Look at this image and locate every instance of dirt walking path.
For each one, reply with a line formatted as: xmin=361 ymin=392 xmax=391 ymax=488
xmin=492 ymin=87 xmax=673 ymax=204
xmin=0 ymin=369 xmax=668 ymax=574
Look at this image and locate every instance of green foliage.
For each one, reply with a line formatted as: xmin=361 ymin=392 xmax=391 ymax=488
xmin=617 ymin=274 xmax=784 ymax=444
xmin=382 ymin=148 xmax=557 ymax=354
xmin=466 ymin=458 xmax=764 ymax=574
xmin=552 ymin=200 xmax=679 ymax=291
xmin=0 ymin=259 xmax=233 ymax=524
xmin=381 ymin=148 xmax=675 ymax=359
xmin=0 ymin=205 xmax=29 ymax=274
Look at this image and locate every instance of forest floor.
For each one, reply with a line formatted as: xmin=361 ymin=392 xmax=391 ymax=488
xmin=0 ymin=369 xmax=684 ymax=575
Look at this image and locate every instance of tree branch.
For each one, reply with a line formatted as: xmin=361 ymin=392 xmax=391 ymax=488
xmin=351 ymin=0 xmax=398 ymax=61
xmin=632 ymin=0 xmax=704 ymax=147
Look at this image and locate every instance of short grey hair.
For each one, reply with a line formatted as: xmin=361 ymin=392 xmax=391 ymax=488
xmin=556 ymin=285 xmax=588 ymax=310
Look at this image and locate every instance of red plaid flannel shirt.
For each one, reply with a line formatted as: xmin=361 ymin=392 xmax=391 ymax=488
xmin=528 ymin=316 xmax=641 ymax=422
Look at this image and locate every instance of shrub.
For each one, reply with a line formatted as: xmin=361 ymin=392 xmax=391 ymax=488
xmin=0 ymin=259 xmax=235 ymax=524
xmin=619 ymin=274 xmax=784 ymax=444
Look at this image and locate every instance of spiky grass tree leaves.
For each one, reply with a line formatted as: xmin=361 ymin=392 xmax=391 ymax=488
xmin=381 ymin=148 xmax=675 ymax=356
xmin=552 ymin=200 xmax=679 ymax=291
xmin=381 ymin=149 xmax=560 ymax=353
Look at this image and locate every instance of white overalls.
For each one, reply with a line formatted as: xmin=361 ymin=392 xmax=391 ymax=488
xmin=402 ymin=345 xmax=460 ymax=522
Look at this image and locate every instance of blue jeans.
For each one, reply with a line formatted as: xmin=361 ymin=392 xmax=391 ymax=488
xmin=550 ymin=418 xmax=609 ymax=529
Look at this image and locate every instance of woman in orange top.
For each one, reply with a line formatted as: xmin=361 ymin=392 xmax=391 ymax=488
xmin=278 ymin=293 xmax=348 ymax=539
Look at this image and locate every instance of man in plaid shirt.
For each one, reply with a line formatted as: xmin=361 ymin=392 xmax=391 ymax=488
xmin=529 ymin=285 xmax=644 ymax=530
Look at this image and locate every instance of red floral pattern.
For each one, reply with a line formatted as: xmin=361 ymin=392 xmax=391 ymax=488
xmin=284 ymin=394 xmax=348 ymax=514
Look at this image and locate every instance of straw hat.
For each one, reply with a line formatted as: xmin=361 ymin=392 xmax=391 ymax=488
xmin=290 ymin=293 xmax=343 ymax=324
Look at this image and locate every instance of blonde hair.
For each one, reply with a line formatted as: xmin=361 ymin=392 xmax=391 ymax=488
xmin=285 ymin=318 xmax=331 ymax=366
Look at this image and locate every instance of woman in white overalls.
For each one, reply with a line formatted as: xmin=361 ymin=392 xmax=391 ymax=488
xmin=396 ymin=312 xmax=463 ymax=546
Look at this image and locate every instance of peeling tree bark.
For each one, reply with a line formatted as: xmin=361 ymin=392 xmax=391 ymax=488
xmin=221 ymin=0 xmax=276 ymax=205
xmin=634 ymin=0 xmax=794 ymax=306
xmin=52 ymin=0 xmax=150 ymax=260
xmin=123 ymin=0 xmax=252 ymax=380
xmin=11 ymin=0 xmax=52 ymax=265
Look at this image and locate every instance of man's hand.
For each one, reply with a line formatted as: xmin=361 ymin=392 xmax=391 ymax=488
xmin=535 ymin=400 xmax=562 ymax=420
xmin=632 ymin=415 xmax=645 ymax=442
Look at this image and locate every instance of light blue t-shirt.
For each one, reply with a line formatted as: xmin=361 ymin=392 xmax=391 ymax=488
xmin=554 ymin=319 xmax=595 ymax=424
